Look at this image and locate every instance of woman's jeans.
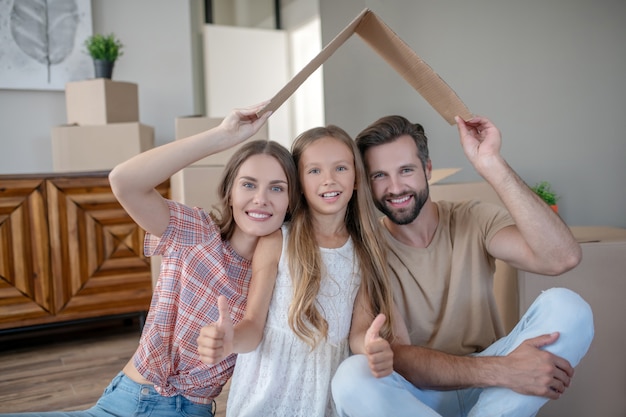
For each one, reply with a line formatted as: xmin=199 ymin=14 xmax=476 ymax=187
xmin=2 ymin=372 xmax=215 ymax=417
xmin=331 ymin=288 xmax=594 ymax=417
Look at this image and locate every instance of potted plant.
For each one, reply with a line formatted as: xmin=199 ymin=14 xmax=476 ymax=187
xmin=531 ymin=181 xmax=559 ymax=213
xmin=84 ymin=33 xmax=124 ymax=79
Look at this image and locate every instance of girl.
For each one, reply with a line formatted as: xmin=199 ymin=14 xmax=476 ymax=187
xmin=197 ymin=125 xmax=400 ymax=416
xmin=10 ymin=103 xmax=298 ymax=417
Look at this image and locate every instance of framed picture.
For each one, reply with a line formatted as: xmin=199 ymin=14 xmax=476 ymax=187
xmin=0 ymin=0 xmax=93 ymax=91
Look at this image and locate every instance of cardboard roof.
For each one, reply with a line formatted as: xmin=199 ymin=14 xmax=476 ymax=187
xmin=258 ymin=8 xmax=472 ymax=125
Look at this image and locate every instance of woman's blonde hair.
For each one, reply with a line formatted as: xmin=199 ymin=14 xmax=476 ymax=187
xmin=213 ymin=140 xmax=299 ymax=241
xmin=288 ymin=125 xmax=395 ymax=347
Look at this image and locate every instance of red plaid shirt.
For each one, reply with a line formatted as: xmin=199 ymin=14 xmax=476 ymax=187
xmin=133 ymin=200 xmax=251 ymax=404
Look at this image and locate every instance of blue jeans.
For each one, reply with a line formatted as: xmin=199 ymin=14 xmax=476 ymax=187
xmin=2 ymin=372 xmax=215 ymax=417
xmin=331 ymin=288 xmax=594 ymax=417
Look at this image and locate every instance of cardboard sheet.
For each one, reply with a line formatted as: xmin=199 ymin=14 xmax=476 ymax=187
xmin=259 ymin=8 xmax=472 ymax=125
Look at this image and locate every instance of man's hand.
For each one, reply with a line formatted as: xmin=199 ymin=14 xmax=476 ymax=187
xmin=455 ymin=115 xmax=504 ymax=176
xmin=503 ymin=333 xmax=574 ymax=399
xmin=364 ymin=314 xmax=394 ymax=378
xmin=197 ymin=295 xmax=234 ymax=365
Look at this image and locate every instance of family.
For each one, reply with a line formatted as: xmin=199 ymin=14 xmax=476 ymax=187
xmin=8 ymin=102 xmax=593 ymax=417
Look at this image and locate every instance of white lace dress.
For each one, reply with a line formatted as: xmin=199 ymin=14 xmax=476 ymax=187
xmin=225 ymin=225 xmax=360 ymax=417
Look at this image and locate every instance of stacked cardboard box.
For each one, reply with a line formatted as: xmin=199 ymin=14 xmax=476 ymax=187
xmin=519 ymin=226 xmax=626 ymax=417
xmin=51 ymin=79 xmax=154 ymax=172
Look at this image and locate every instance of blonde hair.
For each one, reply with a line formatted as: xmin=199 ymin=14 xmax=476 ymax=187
xmin=288 ymin=125 xmax=395 ymax=347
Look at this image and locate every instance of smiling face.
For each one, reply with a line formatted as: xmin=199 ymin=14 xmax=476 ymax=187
xmin=230 ymin=153 xmax=290 ymax=238
xmin=364 ymin=134 xmax=431 ymax=225
xmin=298 ymin=136 xmax=356 ymax=218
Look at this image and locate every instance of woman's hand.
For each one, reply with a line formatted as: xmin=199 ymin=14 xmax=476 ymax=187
xmin=197 ymin=296 xmax=234 ymax=365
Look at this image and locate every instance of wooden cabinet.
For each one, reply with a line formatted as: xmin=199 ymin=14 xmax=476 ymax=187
xmin=0 ymin=172 xmax=168 ymax=331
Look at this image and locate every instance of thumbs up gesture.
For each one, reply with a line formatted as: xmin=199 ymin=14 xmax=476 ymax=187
xmin=364 ymin=314 xmax=394 ymax=378
xmin=197 ymin=295 xmax=235 ymax=365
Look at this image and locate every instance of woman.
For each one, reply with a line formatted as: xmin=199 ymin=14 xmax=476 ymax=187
xmin=9 ymin=103 xmax=298 ymax=417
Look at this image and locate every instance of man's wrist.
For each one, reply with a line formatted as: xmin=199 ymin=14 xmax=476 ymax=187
xmin=475 ymin=154 xmax=510 ymax=184
xmin=472 ymin=355 xmax=509 ymax=389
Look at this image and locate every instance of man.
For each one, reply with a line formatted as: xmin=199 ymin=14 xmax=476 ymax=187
xmin=331 ymin=115 xmax=594 ymax=416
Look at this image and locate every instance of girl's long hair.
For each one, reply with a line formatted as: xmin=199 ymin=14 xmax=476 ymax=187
xmin=288 ymin=126 xmax=395 ymax=347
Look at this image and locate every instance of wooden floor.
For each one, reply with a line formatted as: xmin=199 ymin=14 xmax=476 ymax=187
xmin=0 ymin=317 xmax=228 ymax=415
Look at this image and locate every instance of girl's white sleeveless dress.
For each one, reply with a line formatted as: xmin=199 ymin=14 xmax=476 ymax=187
xmin=226 ymin=225 xmax=360 ymax=417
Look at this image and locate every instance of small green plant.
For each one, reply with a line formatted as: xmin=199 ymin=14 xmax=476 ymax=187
xmin=84 ymin=33 xmax=124 ymax=62
xmin=531 ymin=181 xmax=559 ymax=205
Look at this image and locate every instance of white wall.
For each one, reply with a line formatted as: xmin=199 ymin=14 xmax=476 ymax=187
xmin=203 ymin=24 xmax=291 ymax=148
xmin=320 ymin=0 xmax=626 ymax=228
xmin=0 ymin=0 xmax=199 ymax=174
xmin=0 ymin=0 xmax=321 ymax=175
xmin=2 ymin=0 xmax=623 ymax=228
xmin=288 ymin=16 xmax=325 ymax=135
xmin=205 ymin=0 xmax=324 ymax=145
xmin=279 ymin=0 xmax=325 ymax=136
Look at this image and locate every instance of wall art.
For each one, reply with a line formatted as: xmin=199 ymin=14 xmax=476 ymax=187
xmin=0 ymin=0 xmax=93 ymax=91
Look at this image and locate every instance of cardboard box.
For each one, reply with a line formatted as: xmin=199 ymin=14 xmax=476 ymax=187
xmin=170 ymin=166 xmax=224 ymax=211
xmin=51 ymin=123 xmax=153 ymax=172
xmin=518 ymin=227 xmax=626 ymax=417
xmin=175 ymin=116 xmax=221 ymax=141
xmin=65 ymin=79 xmax=139 ymax=125
xmin=175 ymin=116 xmax=270 ymax=167
xmin=258 ymin=8 xmax=472 ymax=125
xmin=430 ymin=180 xmax=503 ymax=206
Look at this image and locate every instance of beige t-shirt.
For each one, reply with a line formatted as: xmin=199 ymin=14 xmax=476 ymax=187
xmin=383 ymin=200 xmax=515 ymax=355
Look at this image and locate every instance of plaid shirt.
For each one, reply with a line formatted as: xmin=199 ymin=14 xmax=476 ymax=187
xmin=133 ymin=200 xmax=251 ymax=404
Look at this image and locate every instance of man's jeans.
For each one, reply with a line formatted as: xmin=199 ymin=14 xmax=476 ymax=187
xmin=2 ymin=372 xmax=215 ymax=417
xmin=331 ymin=288 xmax=594 ymax=417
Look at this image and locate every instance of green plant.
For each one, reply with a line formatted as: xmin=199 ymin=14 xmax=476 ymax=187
xmin=531 ymin=181 xmax=559 ymax=205
xmin=84 ymin=33 xmax=124 ymax=62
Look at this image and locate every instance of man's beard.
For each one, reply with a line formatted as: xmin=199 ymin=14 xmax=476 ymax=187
xmin=376 ymin=185 xmax=429 ymax=225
